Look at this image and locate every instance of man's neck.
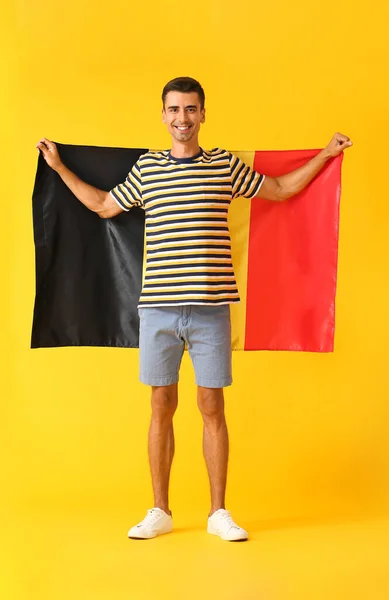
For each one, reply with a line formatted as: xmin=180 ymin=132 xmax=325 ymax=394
xmin=170 ymin=140 xmax=201 ymax=159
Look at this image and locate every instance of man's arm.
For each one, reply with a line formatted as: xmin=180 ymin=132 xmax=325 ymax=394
xmin=257 ymin=132 xmax=352 ymax=202
xmin=35 ymin=138 xmax=123 ymax=219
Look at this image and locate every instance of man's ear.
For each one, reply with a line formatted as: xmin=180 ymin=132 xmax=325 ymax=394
xmin=162 ymin=108 xmax=166 ymax=124
xmin=201 ymin=108 xmax=206 ymax=124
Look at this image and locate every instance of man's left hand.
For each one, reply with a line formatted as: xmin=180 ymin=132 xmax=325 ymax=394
xmin=323 ymin=132 xmax=353 ymax=158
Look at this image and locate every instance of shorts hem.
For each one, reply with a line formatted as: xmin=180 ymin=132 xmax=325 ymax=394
xmin=140 ymin=373 xmax=179 ymax=386
xmin=195 ymin=377 xmax=233 ymax=389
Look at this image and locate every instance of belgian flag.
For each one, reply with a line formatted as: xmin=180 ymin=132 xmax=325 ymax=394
xmin=31 ymin=144 xmax=342 ymax=352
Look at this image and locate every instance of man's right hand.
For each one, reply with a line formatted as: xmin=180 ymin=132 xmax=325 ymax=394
xmin=36 ymin=138 xmax=63 ymax=172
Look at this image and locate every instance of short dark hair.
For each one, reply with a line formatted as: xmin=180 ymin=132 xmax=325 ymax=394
xmin=162 ymin=77 xmax=205 ymax=110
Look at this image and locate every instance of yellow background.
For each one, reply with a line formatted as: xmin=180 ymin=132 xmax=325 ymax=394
xmin=2 ymin=0 xmax=389 ymax=598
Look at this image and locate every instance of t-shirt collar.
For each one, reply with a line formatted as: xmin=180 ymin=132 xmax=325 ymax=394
xmin=168 ymin=148 xmax=203 ymax=163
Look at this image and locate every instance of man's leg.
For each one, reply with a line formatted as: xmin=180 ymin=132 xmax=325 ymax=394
xmin=129 ymin=305 xmax=184 ymax=540
xmin=148 ymin=383 xmax=178 ymax=515
xmin=187 ymin=306 xmax=247 ymax=540
xmin=197 ymin=386 xmax=229 ymax=516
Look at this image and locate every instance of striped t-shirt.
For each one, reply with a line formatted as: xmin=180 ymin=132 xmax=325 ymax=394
xmin=110 ymin=148 xmax=265 ymax=307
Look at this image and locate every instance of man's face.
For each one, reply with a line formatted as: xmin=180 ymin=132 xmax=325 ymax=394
xmin=162 ymin=91 xmax=205 ymax=143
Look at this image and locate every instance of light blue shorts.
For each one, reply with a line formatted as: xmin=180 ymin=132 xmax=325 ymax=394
xmin=138 ymin=305 xmax=232 ymax=388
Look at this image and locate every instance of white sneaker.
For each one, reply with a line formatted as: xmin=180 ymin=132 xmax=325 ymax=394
xmin=207 ymin=509 xmax=248 ymax=541
xmin=128 ymin=508 xmax=173 ymax=539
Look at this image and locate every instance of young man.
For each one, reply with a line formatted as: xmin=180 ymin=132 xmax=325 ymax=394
xmin=36 ymin=77 xmax=352 ymax=541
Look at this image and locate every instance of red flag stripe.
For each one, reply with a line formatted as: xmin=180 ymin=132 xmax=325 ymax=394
xmin=245 ymin=150 xmax=343 ymax=352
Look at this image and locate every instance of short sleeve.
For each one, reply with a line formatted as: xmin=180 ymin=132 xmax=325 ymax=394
xmin=228 ymin=152 xmax=265 ymax=200
xmin=110 ymin=161 xmax=143 ymax=211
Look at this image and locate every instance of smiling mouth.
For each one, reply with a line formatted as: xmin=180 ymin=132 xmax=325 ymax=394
xmin=174 ymin=125 xmax=192 ymax=131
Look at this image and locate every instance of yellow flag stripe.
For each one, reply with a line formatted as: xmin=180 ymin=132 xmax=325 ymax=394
xmin=228 ymin=151 xmax=254 ymax=350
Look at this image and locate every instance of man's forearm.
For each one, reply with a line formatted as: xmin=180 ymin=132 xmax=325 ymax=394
xmin=56 ymin=163 xmax=107 ymax=212
xmin=277 ymin=149 xmax=331 ymax=200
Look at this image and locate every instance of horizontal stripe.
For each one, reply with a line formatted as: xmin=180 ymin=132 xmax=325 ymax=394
xmin=146 ymin=232 xmax=228 ymax=241
xmin=140 ymin=291 xmax=240 ymax=297
xmin=146 ymin=265 xmax=232 ymax=272
xmin=146 ymin=248 xmax=231 ymax=256
xmin=143 ymin=281 xmax=237 ymax=288
xmin=146 ymin=238 xmax=231 ymax=247
xmin=144 ymin=278 xmax=236 ymax=285
xmin=144 ymin=180 xmax=231 ymax=191
xmin=146 ymin=219 xmax=227 ymax=230
xmin=145 ymin=194 xmax=232 ymax=210
xmin=144 ymin=175 xmax=232 ymax=186
xmin=144 ymin=271 xmax=234 ymax=278
xmin=148 ymin=211 xmax=228 ymax=223
xmin=146 ymin=256 xmax=232 ymax=264
xmin=149 ymin=201 xmax=230 ymax=214
xmin=146 ymin=253 xmax=231 ymax=263
xmin=146 ymin=226 xmax=230 ymax=237
xmin=138 ymin=299 xmax=240 ymax=306
xmin=146 ymin=265 xmax=234 ymax=272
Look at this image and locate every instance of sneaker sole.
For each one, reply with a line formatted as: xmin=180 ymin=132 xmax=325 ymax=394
xmin=207 ymin=527 xmax=248 ymax=542
xmin=128 ymin=528 xmax=173 ymax=540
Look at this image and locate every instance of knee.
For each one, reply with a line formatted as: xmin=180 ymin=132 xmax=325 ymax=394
xmin=197 ymin=387 xmax=225 ymax=423
xmin=151 ymin=385 xmax=178 ymax=421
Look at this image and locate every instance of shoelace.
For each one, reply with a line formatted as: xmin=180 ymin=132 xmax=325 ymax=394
xmin=138 ymin=509 xmax=163 ymax=527
xmin=215 ymin=510 xmax=240 ymax=530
